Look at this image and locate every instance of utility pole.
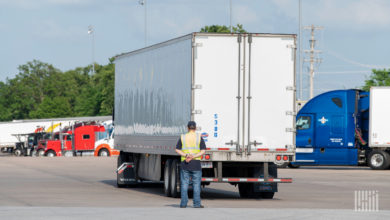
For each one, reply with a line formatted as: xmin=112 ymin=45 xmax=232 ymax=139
xmin=87 ymin=25 xmax=95 ymax=75
xmin=304 ymin=24 xmax=323 ymax=99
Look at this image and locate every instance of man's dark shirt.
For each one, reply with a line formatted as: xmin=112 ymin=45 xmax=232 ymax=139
xmin=176 ymin=137 xmax=206 ymax=171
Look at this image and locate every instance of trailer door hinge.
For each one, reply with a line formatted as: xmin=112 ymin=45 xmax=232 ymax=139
xmin=192 ymin=42 xmax=203 ymax=47
xmin=286 ymin=86 xmax=296 ymax=91
xmin=192 ymin=84 xmax=202 ymax=89
xmin=192 ymin=110 xmax=202 ymax=114
xmin=286 ymin=128 xmax=296 ymax=133
xmin=286 ymin=111 xmax=296 ymax=116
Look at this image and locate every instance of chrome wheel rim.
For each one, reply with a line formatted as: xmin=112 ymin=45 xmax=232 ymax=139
xmin=99 ymin=150 xmax=108 ymax=157
xmin=47 ymin=152 xmax=55 ymax=157
xmin=371 ymin=154 xmax=384 ymax=167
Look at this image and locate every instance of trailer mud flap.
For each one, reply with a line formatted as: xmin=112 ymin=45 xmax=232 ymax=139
xmin=117 ymin=162 xmax=137 ymax=185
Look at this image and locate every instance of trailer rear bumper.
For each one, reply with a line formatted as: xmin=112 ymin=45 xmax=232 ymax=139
xmin=201 ymin=177 xmax=292 ymax=183
xmin=203 ymin=150 xmax=295 ymax=162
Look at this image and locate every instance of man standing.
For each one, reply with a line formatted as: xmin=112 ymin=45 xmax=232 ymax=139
xmin=175 ymin=121 xmax=206 ymax=208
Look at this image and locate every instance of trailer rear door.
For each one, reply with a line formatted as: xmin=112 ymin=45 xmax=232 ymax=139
xmin=193 ymin=34 xmax=295 ymax=155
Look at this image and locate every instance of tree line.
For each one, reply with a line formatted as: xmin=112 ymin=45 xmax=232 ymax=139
xmin=0 ymin=24 xmax=388 ymax=121
xmin=0 ymin=59 xmax=114 ymax=121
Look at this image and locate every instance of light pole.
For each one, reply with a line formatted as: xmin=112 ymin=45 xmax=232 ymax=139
xmin=139 ymin=0 xmax=147 ymax=47
xmin=88 ymin=25 xmax=95 ymax=74
xmin=298 ymin=0 xmax=302 ymax=100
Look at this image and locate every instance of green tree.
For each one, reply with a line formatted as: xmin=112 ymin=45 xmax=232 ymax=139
xmin=29 ymin=97 xmax=73 ymax=119
xmin=362 ymin=69 xmax=390 ymax=91
xmin=0 ymin=58 xmax=115 ymax=121
xmin=200 ymin=24 xmax=246 ymax=33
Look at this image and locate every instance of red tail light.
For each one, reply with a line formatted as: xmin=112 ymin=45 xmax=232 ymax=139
xmin=205 ymin=154 xmax=210 ymax=160
xmin=283 ymin=155 xmax=288 ymax=161
xmin=276 ymin=155 xmax=281 ymax=161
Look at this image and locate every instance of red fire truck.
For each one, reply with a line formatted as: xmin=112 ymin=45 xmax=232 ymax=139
xmin=37 ymin=122 xmax=118 ymax=157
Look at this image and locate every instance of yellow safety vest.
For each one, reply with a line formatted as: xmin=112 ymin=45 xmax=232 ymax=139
xmin=181 ymin=132 xmax=201 ymax=162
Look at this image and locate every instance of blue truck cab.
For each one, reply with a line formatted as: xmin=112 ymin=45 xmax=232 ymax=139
xmin=293 ymin=89 xmax=370 ymax=166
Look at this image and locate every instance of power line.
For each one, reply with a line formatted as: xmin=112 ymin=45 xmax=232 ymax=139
xmin=325 ymin=49 xmax=390 ymax=69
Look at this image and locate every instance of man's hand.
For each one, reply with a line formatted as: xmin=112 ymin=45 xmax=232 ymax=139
xmin=185 ymin=154 xmax=193 ymax=163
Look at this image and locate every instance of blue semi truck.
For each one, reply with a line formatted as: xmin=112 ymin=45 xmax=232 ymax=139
xmin=278 ymin=87 xmax=390 ymax=170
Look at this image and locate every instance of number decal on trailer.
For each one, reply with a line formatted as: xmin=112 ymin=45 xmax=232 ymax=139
xmin=214 ymin=114 xmax=218 ymax=137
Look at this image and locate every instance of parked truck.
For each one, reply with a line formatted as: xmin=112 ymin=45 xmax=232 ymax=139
xmin=0 ymin=116 xmax=111 ymax=154
xmin=114 ymin=33 xmax=296 ymax=198
xmin=286 ymin=87 xmax=390 ymax=170
xmin=36 ymin=122 xmax=118 ymax=157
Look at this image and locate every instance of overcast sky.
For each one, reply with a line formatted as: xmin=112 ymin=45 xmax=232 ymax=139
xmin=0 ymin=0 xmax=389 ymax=100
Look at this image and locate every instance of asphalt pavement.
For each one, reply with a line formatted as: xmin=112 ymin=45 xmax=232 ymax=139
xmin=0 ymin=156 xmax=389 ymax=219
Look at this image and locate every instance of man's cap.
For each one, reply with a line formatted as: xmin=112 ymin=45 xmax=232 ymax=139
xmin=187 ymin=121 xmax=196 ymax=129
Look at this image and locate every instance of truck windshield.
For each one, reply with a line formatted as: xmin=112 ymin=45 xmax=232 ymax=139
xmin=95 ymin=131 xmax=108 ymax=141
xmin=296 ymin=116 xmax=311 ymax=130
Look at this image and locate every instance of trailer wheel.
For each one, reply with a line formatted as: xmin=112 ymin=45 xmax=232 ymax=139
xmin=275 ymin=161 xmax=288 ymax=168
xmin=368 ymin=150 xmax=390 ymax=170
xmin=98 ymin=148 xmax=110 ymax=157
xmin=164 ymin=159 xmax=172 ymax=197
xmin=170 ymin=160 xmax=180 ymax=198
xmin=260 ymin=192 xmax=275 ymax=199
xmin=46 ymin=150 xmax=56 ymax=157
xmin=288 ymin=163 xmax=300 ymax=168
xmin=238 ymin=183 xmax=253 ymax=198
xmin=14 ymin=148 xmax=22 ymax=157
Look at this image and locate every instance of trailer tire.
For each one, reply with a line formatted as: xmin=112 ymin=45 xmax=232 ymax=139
xmin=260 ymin=192 xmax=275 ymax=199
xmin=368 ymin=150 xmax=390 ymax=170
xmin=164 ymin=159 xmax=172 ymax=197
xmin=275 ymin=161 xmax=288 ymax=168
xmin=45 ymin=150 xmax=56 ymax=157
xmin=288 ymin=163 xmax=300 ymax=168
xmin=98 ymin=148 xmax=110 ymax=157
xmin=170 ymin=160 xmax=180 ymax=198
xmin=238 ymin=183 xmax=253 ymax=198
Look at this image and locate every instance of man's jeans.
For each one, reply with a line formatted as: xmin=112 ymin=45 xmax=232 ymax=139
xmin=180 ymin=169 xmax=202 ymax=207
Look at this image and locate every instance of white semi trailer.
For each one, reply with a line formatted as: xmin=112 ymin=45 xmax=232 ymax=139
xmin=114 ymin=33 xmax=296 ymax=198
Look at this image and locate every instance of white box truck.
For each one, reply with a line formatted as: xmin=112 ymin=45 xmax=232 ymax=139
xmin=114 ymin=33 xmax=296 ymax=198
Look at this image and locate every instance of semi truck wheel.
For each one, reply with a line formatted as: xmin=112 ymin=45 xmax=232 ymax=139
xmin=368 ymin=150 xmax=390 ymax=170
xmin=14 ymin=148 xmax=22 ymax=157
xmin=37 ymin=149 xmax=45 ymax=157
xmin=170 ymin=160 xmax=180 ymax=198
xmin=46 ymin=150 xmax=56 ymax=157
xmin=164 ymin=159 xmax=172 ymax=197
xmin=98 ymin=148 xmax=110 ymax=157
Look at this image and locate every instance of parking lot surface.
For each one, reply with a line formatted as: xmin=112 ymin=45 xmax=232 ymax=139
xmin=0 ymin=157 xmax=389 ymax=219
